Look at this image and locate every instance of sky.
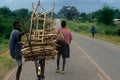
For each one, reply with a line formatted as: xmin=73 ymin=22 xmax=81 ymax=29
xmin=0 ymin=0 xmax=120 ymax=13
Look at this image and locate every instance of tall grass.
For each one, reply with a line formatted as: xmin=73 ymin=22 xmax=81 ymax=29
xmin=67 ymin=21 xmax=92 ymax=32
xmin=0 ymin=39 xmax=16 ymax=79
xmin=0 ymin=39 xmax=9 ymax=54
xmin=67 ymin=21 xmax=120 ymax=46
xmin=0 ymin=54 xmax=15 ymax=79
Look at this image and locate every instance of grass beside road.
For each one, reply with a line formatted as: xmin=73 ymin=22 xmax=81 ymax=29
xmin=77 ymin=31 xmax=120 ymax=46
xmin=0 ymin=54 xmax=15 ymax=79
xmin=0 ymin=40 xmax=16 ymax=79
xmin=67 ymin=21 xmax=120 ymax=46
xmin=0 ymin=40 xmax=9 ymax=54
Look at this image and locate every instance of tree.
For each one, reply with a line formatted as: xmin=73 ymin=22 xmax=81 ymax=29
xmin=58 ymin=6 xmax=80 ymax=20
xmin=87 ymin=11 xmax=99 ymax=22
xmin=114 ymin=9 xmax=120 ymax=19
xmin=0 ymin=6 xmax=11 ymax=17
xmin=12 ymin=8 xmax=29 ymax=18
xmin=96 ymin=4 xmax=115 ymax=25
xmin=80 ymin=12 xmax=87 ymax=21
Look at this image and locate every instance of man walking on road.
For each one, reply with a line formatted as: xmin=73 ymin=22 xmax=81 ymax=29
xmin=90 ymin=25 xmax=96 ymax=38
xmin=56 ymin=20 xmax=72 ymax=74
xmin=9 ymin=21 xmax=29 ymax=80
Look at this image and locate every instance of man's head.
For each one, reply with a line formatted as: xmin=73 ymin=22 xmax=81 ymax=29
xmin=13 ymin=21 xmax=20 ymax=30
xmin=61 ymin=20 xmax=66 ymax=28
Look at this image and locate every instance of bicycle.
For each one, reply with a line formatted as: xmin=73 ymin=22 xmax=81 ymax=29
xmin=35 ymin=59 xmax=45 ymax=80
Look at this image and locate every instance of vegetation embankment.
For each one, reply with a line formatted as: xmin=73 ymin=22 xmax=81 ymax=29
xmin=67 ymin=21 xmax=120 ymax=46
xmin=0 ymin=40 xmax=15 ymax=79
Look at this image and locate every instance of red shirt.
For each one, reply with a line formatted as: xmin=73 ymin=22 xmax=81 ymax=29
xmin=57 ymin=27 xmax=72 ymax=44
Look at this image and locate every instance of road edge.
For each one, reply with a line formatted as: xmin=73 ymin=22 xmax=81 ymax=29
xmin=72 ymin=41 xmax=111 ymax=80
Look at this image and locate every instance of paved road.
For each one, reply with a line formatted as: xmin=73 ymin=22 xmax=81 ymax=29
xmin=4 ymin=39 xmax=110 ymax=80
xmin=73 ymin=33 xmax=120 ymax=80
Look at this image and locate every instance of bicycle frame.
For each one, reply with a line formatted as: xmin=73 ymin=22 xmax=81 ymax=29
xmin=35 ymin=59 xmax=45 ymax=80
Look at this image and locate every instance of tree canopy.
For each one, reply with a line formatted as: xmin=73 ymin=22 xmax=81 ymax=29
xmin=12 ymin=8 xmax=29 ymax=18
xmin=0 ymin=6 xmax=29 ymax=41
xmin=58 ymin=6 xmax=80 ymax=20
xmin=96 ymin=4 xmax=115 ymax=25
xmin=0 ymin=6 xmax=11 ymax=18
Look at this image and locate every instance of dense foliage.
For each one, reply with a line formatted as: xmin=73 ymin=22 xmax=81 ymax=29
xmin=58 ymin=6 xmax=80 ymax=20
xmin=0 ymin=6 xmax=30 ymax=43
xmin=96 ymin=5 xmax=115 ymax=25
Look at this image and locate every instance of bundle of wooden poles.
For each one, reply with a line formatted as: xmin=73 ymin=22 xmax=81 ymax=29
xmin=22 ymin=28 xmax=58 ymax=61
xmin=21 ymin=1 xmax=58 ymax=61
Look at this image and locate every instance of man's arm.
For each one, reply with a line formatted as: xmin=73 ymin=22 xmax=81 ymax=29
xmin=19 ymin=30 xmax=29 ymax=36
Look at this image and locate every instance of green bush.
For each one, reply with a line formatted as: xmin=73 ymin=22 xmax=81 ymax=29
xmin=0 ymin=38 xmax=3 ymax=43
xmin=5 ymin=33 xmax=10 ymax=39
xmin=78 ymin=25 xmax=89 ymax=31
xmin=105 ymin=30 xmax=114 ymax=35
xmin=0 ymin=39 xmax=9 ymax=54
xmin=0 ymin=36 xmax=4 ymax=43
xmin=105 ymin=27 xmax=120 ymax=36
xmin=116 ymin=28 xmax=120 ymax=36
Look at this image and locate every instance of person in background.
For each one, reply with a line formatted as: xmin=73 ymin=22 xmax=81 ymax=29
xmin=9 ymin=21 xmax=29 ymax=80
xmin=56 ymin=20 xmax=72 ymax=74
xmin=90 ymin=25 xmax=96 ymax=38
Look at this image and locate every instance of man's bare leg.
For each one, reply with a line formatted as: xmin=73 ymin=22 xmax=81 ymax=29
xmin=16 ymin=64 xmax=22 ymax=80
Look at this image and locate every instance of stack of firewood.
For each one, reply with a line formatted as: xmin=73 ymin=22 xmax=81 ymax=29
xmin=21 ymin=1 xmax=57 ymax=61
xmin=21 ymin=28 xmax=58 ymax=61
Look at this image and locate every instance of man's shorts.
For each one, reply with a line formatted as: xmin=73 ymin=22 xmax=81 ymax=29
xmin=16 ymin=57 xmax=22 ymax=66
xmin=57 ymin=42 xmax=70 ymax=58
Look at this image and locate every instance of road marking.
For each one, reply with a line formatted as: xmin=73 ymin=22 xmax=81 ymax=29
xmin=72 ymin=41 xmax=111 ymax=80
xmin=97 ymin=73 xmax=105 ymax=80
xmin=4 ymin=67 xmax=16 ymax=80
